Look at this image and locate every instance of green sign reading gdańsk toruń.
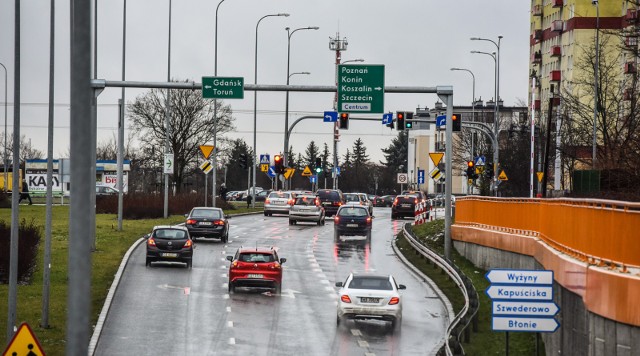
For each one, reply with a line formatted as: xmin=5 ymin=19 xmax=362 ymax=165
xmin=202 ymin=77 xmax=244 ymax=99
xmin=337 ymin=64 xmax=385 ymax=114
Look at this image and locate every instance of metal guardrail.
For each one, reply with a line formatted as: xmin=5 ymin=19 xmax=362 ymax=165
xmin=401 ymin=223 xmax=479 ymax=356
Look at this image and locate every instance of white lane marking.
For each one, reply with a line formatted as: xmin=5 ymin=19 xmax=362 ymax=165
xmin=220 ymin=265 xmax=227 ymax=269
xmin=311 ymin=262 xmax=320 ymax=268
xmin=226 ymin=307 xmax=231 ymax=313
xmin=350 ymin=329 xmax=362 ymax=336
xmin=228 ymin=338 xmax=236 ymax=345
xmin=227 ymin=321 xmax=234 ymax=328
xmin=222 ymin=283 xmax=228 ymax=289
xmin=223 ymin=294 xmax=229 ymax=299
xmin=358 ymin=340 xmax=370 ymax=348
xmin=365 ymin=353 xmax=376 ymax=356
xmin=221 ymin=273 xmax=228 ymax=278
xmin=220 ymin=251 xmax=226 ymax=255
xmin=220 ymin=257 xmax=227 ymax=261
xmin=320 ymin=279 xmax=330 ymax=285
xmin=324 ymin=286 xmax=334 ymax=292
xmin=312 ymin=268 xmax=322 ymax=273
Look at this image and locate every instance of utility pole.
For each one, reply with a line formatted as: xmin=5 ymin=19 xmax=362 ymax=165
xmin=329 ymin=33 xmax=347 ymax=189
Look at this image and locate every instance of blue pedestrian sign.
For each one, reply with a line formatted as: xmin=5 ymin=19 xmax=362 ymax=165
xmin=310 ymin=175 xmax=317 ymax=183
xmin=474 ymin=155 xmax=486 ymax=167
xmin=324 ymin=111 xmax=338 ymax=123
xmin=260 ymin=154 xmax=270 ymax=164
xmin=267 ymin=166 xmax=276 ymax=178
xmin=417 ymin=169 xmax=425 ymax=184
xmin=382 ymin=113 xmax=393 ymax=125
xmin=436 ymin=115 xmax=446 ymax=128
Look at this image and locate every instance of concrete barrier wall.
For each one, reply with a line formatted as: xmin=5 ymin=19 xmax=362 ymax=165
xmin=453 ymin=240 xmax=640 ymax=356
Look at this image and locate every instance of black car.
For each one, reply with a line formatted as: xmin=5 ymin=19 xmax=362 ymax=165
xmin=317 ymin=189 xmax=344 ymax=216
xmin=184 ymin=207 xmax=230 ymax=242
xmin=391 ymin=191 xmax=426 ymax=219
xmin=146 ymin=225 xmax=193 ymax=268
xmin=376 ymin=195 xmax=395 ymax=207
xmin=334 ymin=205 xmax=373 ymax=240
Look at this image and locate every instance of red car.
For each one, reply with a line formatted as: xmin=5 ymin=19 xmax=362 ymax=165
xmin=226 ymin=247 xmax=286 ymax=294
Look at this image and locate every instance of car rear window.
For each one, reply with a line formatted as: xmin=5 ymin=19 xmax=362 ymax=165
xmin=269 ymin=192 xmax=290 ymax=198
xmin=153 ymin=229 xmax=187 ymax=239
xmin=338 ymin=207 xmax=368 ymax=217
xmin=294 ymin=196 xmax=317 ymax=206
xmin=348 ymin=277 xmax=392 ymax=290
xmin=344 ymin=194 xmax=360 ymax=202
xmin=239 ymin=253 xmax=276 ymax=263
xmin=317 ymin=190 xmax=340 ymax=200
xmin=191 ymin=209 xmax=221 ymax=219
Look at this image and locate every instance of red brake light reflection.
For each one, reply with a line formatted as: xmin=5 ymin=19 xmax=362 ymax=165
xmin=366 ymin=217 xmax=372 ymax=224
xmin=341 ymin=295 xmax=352 ymax=303
xmin=334 ymin=216 xmax=340 ymax=223
xmin=265 ymin=198 xmax=270 ymax=204
xmin=414 ymin=198 xmax=418 ymax=204
xmin=186 ymin=219 xmax=197 ymax=225
xmin=184 ymin=239 xmax=192 ymax=248
xmin=389 ymin=297 xmax=400 ymax=305
xmin=214 ymin=220 xmax=225 ymax=226
xmin=393 ymin=197 xmax=399 ymax=206
xmin=147 ymin=237 xmax=156 ymax=246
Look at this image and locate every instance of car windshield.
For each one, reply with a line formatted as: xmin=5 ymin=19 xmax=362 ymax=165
xmin=238 ymin=253 xmax=276 ymax=263
xmin=338 ymin=207 xmax=368 ymax=217
xmin=348 ymin=277 xmax=393 ymax=290
xmin=294 ymin=196 xmax=316 ymax=206
xmin=191 ymin=209 xmax=222 ymax=219
xmin=344 ymin=194 xmax=360 ymax=202
xmin=153 ymin=229 xmax=187 ymax=240
xmin=269 ymin=192 xmax=290 ymax=199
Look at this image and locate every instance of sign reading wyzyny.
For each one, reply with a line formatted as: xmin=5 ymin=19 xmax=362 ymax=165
xmin=486 ymin=269 xmax=560 ymax=333
xmin=337 ymin=64 xmax=384 ymax=113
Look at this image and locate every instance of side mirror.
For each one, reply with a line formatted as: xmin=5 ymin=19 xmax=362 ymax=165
xmin=398 ymin=284 xmax=406 ymax=290
xmin=226 ymin=256 xmax=233 ymax=262
xmin=280 ymin=257 xmax=287 ymax=264
xmin=335 ymin=282 xmax=343 ymax=287
xmin=184 ymin=213 xmax=189 ymax=218
xmin=144 ymin=233 xmax=151 ymax=239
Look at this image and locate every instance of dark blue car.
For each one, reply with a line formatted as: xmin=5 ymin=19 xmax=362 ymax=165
xmin=333 ymin=205 xmax=373 ymax=240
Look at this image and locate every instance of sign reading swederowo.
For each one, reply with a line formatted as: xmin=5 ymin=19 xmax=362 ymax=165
xmin=337 ymin=64 xmax=384 ymax=113
xmin=202 ymin=77 xmax=244 ymax=99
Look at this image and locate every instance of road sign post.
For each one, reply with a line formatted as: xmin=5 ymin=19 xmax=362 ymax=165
xmin=337 ymin=64 xmax=385 ymax=113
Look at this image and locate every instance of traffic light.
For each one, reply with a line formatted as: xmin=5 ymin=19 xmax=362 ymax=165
xmin=239 ymin=153 xmax=248 ymax=169
xmin=315 ymin=157 xmax=322 ymax=174
xmin=405 ymin=112 xmax=414 ymax=129
xmin=396 ymin=112 xmax=405 ymax=131
xmin=452 ymin=113 xmax=461 ymax=132
xmin=274 ymin=154 xmax=284 ymax=173
xmin=339 ymin=112 xmax=350 ymax=129
xmin=466 ymin=160 xmax=475 ymax=179
xmin=485 ymin=163 xmax=494 ymax=179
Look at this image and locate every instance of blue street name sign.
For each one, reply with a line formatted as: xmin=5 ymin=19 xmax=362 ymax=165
xmin=492 ymin=301 xmax=559 ymax=317
xmin=492 ymin=317 xmax=560 ymax=333
xmin=382 ymin=113 xmax=393 ymax=125
xmin=486 ymin=269 xmax=554 ymax=285
xmin=417 ymin=169 xmax=425 ymax=184
xmin=260 ymin=154 xmax=270 ymax=164
xmin=324 ymin=111 xmax=338 ymax=123
xmin=267 ymin=166 xmax=276 ymax=178
xmin=335 ymin=167 xmax=341 ymax=176
xmin=436 ymin=115 xmax=446 ymax=128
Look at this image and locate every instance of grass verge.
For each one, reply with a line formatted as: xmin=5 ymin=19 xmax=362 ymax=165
xmin=0 ymin=205 xmax=261 ymax=355
xmin=395 ymin=220 xmax=545 ymax=356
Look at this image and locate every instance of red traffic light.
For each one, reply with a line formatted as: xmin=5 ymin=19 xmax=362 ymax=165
xmin=274 ymin=155 xmax=282 ymax=163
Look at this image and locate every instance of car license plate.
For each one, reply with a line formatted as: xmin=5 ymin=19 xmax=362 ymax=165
xmin=248 ymin=274 xmax=263 ymax=278
xmin=162 ymin=253 xmax=178 ymax=258
xmin=346 ymin=223 xmax=359 ymax=228
xmin=199 ymin=222 xmax=212 ymax=226
xmin=360 ymin=297 xmax=380 ymax=303
xmin=274 ymin=201 xmax=284 ymax=205
xmin=402 ymin=204 xmax=411 ymax=208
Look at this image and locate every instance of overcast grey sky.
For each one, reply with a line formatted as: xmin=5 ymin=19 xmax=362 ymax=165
xmin=0 ymin=0 xmax=531 ymax=164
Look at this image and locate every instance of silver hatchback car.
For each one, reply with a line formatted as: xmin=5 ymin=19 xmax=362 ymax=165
xmin=289 ymin=194 xmax=326 ymax=226
xmin=264 ymin=191 xmax=294 ymax=216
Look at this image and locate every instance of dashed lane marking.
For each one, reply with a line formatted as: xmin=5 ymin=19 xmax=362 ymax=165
xmin=228 ymin=338 xmax=236 ymax=345
xmin=227 ymin=321 xmax=233 ymax=328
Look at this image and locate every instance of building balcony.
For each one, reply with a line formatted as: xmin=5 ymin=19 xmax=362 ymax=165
xmin=552 ymin=0 xmax=563 ymax=8
xmin=533 ymin=99 xmax=541 ymax=111
xmin=532 ymin=5 xmax=542 ymax=16
xmin=626 ymin=9 xmax=638 ymax=23
xmin=550 ymin=45 xmax=562 ymax=56
xmin=550 ymin=70 xmax=561 ymax=81
xmin=551 ymin=20 xmax=564 ymax=32
xmin=532 ymin=51 xmax=542 ymax=64
xmin=625 ymin=36 xmax=638 ymax=48
xmin=624 ymin=62 xmax=637 ymax=74
xmin=533 ymin=30 xmax=543 ymax=41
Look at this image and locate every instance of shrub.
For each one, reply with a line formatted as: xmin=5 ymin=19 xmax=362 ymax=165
xmin=96 ymin=192 xmax=235 ymax=219
xmin=0 ymin=191 xmax=9 ymax=208
xmin=0 ymin=219 xmax=42 ymax=284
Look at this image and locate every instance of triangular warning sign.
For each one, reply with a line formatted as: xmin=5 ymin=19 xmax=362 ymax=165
xmin=2 ymin=323 xmax=45 ymax=356
xmin=301 ymin=166 xmax=312 ymax=177
xmin=199 ymin=145 xmax=214 ymax=159
xmin=498 ymin=170 xmax=508 ymax=181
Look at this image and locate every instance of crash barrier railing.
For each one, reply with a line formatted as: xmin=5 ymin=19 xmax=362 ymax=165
xmin=455 ymin=197 xmax=640 ymax=270
xmin=401 ymin=223 xmax=479 ymax=356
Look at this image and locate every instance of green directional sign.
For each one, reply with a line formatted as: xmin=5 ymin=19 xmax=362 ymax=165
xmin=202 ymin=76 xmax=244 ymax=99
xmin=337 ymin=64 xmax=385 ymax=114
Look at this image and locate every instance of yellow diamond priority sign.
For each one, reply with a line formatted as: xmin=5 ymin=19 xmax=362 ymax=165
xmin=2 ymin=323 xmax=45 ymax=356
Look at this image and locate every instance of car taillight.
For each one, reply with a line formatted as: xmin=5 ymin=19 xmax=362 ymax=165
xmin=288 ymin=199 xmax=294 ymax=205
xmin=393 ymin=197 xmax=399 ymax=206
xmin=214 ymin=220 xmax=225 ymax=226
xmin=186 ymin=219 xmax=197 ymax=225
xmin=340 ymin=295 xmax=352 ymax=303
xmin=271 ymin=262 xmax=281 ymax=269
xmin=334 ymin=216 xmax=340 ymax=223
xmin=265 ymin=198 xmax=270 ymax=204
xmin=183 ymin=239 xmax=192 ymax=248
xmin=231 ymin=261 xmax=238 ymax=268
xmin=388 ymin=297 xmax=400 ymax=305
xmin=414 ymin=198 xmax=418 ymax=204
xmin=147 ymin=238 xmax=156 ymax=246
xmin=315 ymin=198 xmax=320 ymax=205
xmin=366 ymin=217 xmax=372 ymax=224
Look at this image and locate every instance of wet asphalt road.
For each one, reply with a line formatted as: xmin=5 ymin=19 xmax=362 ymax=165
xmin=94 ymin=207 xmax=449 ymax=356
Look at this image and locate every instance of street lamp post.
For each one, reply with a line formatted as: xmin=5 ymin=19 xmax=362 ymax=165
xmin=450 ymin=67 xmax=475 ymax=193
xmin=592 ymin=1 xmax=599 ymax=167
xmin=252 ymin=13 xmax=289 ymax=208
xmin=211 ymin=0 xmax=227 ymax=207
xmin=284 ymin=26 xmax=319 ymax=189
xmin=0 ymin=62 xmax=7 ymax=187
xmin=471 ymin=50 xmax=499 ymax=196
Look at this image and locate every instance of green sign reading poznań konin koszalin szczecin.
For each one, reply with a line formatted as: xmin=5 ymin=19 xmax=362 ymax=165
xmin=337 ymin=64 xmax=385 ymax=114
xmin=202 ymin=77 xmax=244 ymax=99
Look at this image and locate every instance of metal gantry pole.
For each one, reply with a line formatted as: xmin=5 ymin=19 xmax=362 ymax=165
xmin=0 ymin=62 xmax=7 ymax=188
xmin=212 ymin=0 xmax=226 ymax=207
xmin=592 ymin=1 xmax=599 ymax=168
xmin=7 ymin=0 xmax=20 ymax=342
xmin=41 ymin=0 xmax=55 ymax=329
xmin=439 ymin=89 xmax=454 ymax=262
xmin=68 ymin=0 xmax=93 ymax=353
xmin=164 ymin=0 xmax=172 ymax=218
xmin=117 ymin=0 xmax=127 ymax=230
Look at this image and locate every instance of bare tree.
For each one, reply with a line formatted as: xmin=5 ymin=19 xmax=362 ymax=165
xmin=0 ymin=133 xmax=45 ymax=165
xmin=127 ymin=81 xmax=235 ymax=192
